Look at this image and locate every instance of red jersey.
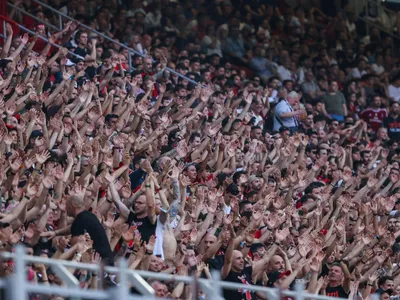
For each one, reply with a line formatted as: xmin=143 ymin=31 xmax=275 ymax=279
xmin=359 ymin=108 xmax=387 ymax=132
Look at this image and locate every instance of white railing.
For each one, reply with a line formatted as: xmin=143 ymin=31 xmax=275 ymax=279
xmin=0 ymin=245 xmax=350 ymax=300
xmin=7 ymin=0 xmax=200 ymax=86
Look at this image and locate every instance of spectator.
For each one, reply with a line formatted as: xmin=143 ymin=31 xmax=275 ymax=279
xmin=383 ymin=101 xmax=400 ymax=141
xmin=359 ymin=95 xmax=388 ymax=132
xmin=388 ymin=76 xmax=400 ymax=102
xmin=321 ymin=81 xmax=348 ymax=121
xmin=1 ymin=0 xmax=400 ymax=299
xmin=273 ymin=91 xmax=305 ymax=133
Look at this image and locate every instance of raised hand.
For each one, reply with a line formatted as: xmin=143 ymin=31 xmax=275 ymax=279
xmin=122 ymin=225 xmax=135 ymax=243
xmin=20 ymin=33 xmax=29 ymax=45
xmin=145 ymin=235 xmax=156 ymax=253
xmin=275 ymin=227 xmax=289 ymax=242
xmin=36 ymin=150 xmax=51 ymax=164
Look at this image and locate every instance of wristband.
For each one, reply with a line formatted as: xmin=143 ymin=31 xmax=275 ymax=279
xmin=24 ymin=195 xmax=30 ymax=200
xmin=367 ymin=283 xmax=373 ymax=287
xmin=145 ymin=184 xmax=151 ymax=188
xmin=64 ymin=134 xmax=70 ymax=138
xmin=245 ymin=243 xmax=252 ymax=247
xmin=145 ymin=251 xmax=153 ymax=255
xmin=75 ymin=253 xmax=82 ymax=258
xmin=274 ymin=242 xmax=281 ymax=246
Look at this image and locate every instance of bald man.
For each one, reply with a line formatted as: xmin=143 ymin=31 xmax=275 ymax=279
xmin=40 ymin=194 xmax=114 ymax=265
xmin=222 ymin=232 xmax=284 ymax=300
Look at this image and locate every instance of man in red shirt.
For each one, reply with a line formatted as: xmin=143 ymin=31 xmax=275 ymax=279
xmin=359 ymin=95 xmax=388 ymax=132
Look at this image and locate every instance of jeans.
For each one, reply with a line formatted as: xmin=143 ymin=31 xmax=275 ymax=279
xmin=329 ymin=114 xmax=344 ymax=122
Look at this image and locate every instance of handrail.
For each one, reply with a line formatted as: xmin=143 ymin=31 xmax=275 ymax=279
xmin=0 ymin=18 xmax=83 ymax=59
xmin=7 ymin=2 xmax=60 ymax=32
xmin=362 ymin=0 xmax=400 ymax=40
xmin=0 ymin=246 xmax=348 ymax=300
xmin=358 ymin=16 xmax=400 ymax=41
xmin=11 ymin=21 xmax=84 ymax=60
xmin=31 ymin=0 xmax=200 ymax=86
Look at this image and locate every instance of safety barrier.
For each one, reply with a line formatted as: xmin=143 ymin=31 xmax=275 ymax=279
xmin=0 ymin=245 xmax=352 ymax=300
xmin=6 ymin=0 xmax=200 ymax=85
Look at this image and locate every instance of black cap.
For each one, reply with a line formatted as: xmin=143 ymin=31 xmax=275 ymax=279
xmin=267 ymin=270 xmax=291 ymax=287
xmin=30 ymin=130 xmax=43 ymax=138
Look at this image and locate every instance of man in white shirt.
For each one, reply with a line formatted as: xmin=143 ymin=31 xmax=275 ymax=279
xmin=273 ymin=91 xmax=306 ymax=133
xmin=388 ymin=76 xmax=400 ymax=102
xmin=350 ymin=60 xmax=368 ymax=79
xmin=277 ymin=59 xmax=293 ymax=81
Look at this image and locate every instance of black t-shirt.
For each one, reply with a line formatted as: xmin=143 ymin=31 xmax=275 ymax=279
xmin=126 ymin=212 xmax=156 ymax=243
xmin=74 ymin=46 xmax=89 ymax=59
xmin=223 ymin=266 xmax=256 ymax=300
xmin=383 ymin=115 xmax=400 ymax=141
xmin=208 ymin=254 xmax=225 ymax=271
xmin=325 ymin=284 xmax=349 ymax=298
xmin=71 ymin=210 xmax=114 ymax=265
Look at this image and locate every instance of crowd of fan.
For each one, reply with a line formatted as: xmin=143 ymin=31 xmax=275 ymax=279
xmin=0 ymin=0 xmax=400 ymax=299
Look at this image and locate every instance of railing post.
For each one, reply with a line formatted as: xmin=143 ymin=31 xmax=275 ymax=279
xmin=209 ymin=270 xmax=224 ymax=300
xmin=109 ymin=259 xmax=130 ymax=300
xmin=294 ymin=281 xmax=305 ymax=300
xmin=128 ymin=51 xmax=132 ymax=71
xmin=7 ymin=245 xmax=27 ymax=300
xmin=2 ymin=20 xmax=6 ymax=44
xmin=58 ymin=14 xmax=62 ymax=31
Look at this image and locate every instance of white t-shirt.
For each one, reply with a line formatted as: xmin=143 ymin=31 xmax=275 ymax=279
xmin=350 ymin=68 xmax=367 ymax=79
xmin=277 ymin=66 xmax=292 ymax=81
xmin=388 ymin=84 xmax=400 ymax=102
xmin=153 ymin=215 xmax=165 ymax=260
xmin=371 ymin=63 xmax=385 ymax=75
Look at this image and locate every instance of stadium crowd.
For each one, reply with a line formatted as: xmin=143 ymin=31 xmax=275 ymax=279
xmin=0 ymin=0 xmax=400 ymax=299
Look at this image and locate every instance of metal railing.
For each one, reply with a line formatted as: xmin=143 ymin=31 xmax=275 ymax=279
xmin=359 ymin=0 xmax=400 ymax=40
xmin=0 ymin=18 xmax=85 ymax=60
xmin=0 ymin=245 xmax=348 ymax=300
xmin=7 ymin=0 xmax=200 ymax=86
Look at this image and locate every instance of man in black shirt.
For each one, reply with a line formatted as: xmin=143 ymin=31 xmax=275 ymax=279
xmin=74 ymin=31 xmax=90 ymax=60
xmin=106 ymin=172 xmax=157 ymax=243
xmin=383 ymin=101 xmax=400 ymax=141
xmin=41 ymin=192 xmax=114 ymax=265
xmin=325 ymin=263 xmax=350 ymax=298
xmin=222 ymin=229 xmax=287 ymax=300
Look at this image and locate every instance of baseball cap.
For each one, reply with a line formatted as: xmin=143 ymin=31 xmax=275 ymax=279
xmin=267 ymin=270 xmax=291 ymax=287
xmin=30 ymin=130 xmax=43 ymax=138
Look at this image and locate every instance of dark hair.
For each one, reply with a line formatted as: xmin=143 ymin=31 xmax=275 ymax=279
xmin=378 ymin=276 xmax=393 ymax=287
xmin=239 ymin=200 xmax=252 ymax=213
xmin=233 ymin=171 xmax=245 ymax=185
xmin=189 ymin=132 xmax=201 ymax=144
xmin=250 ymin=243 xmax=265 ymax=255
xmin=304 ymin=182 xmax=325 ymax=194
